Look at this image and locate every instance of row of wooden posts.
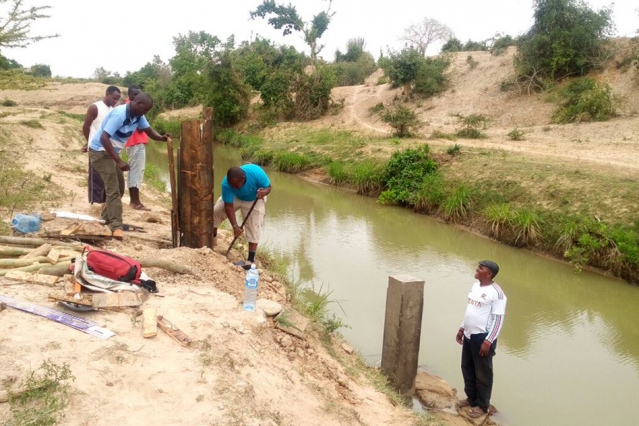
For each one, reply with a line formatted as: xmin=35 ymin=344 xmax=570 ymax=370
xmin=168 ymin=108 xmax=426 ymax=400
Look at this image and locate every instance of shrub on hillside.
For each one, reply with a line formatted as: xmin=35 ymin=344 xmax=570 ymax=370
xmin=515 ymin=0 xmax=614 ymax=88
xmin=552 ymin=77 xmax=616 ymax=123
xmin=379 ymin=47 xmax=450 ymax=97
xmin=453 ymin=113 xmax=490 ymax=139
xmin=379 ymin=105 xmax=424 ymax=138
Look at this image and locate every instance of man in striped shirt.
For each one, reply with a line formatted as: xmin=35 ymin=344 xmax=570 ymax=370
xmin=455 ymin=260 xmax=507 ymax=419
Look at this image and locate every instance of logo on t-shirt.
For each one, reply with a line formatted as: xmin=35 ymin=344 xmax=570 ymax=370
xmin=467 ymin=298 xmax=482 ymax=307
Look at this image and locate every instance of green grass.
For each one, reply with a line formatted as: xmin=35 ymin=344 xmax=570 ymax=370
xmin=20 ymin=120 xmax=44 ymax=129
xmin=56 ymin=111 xmax=84 ymax=122
xmin=440 ymin=185 xmax=473 ymax=222
xmin=143 ymin=163 xmax=167 ymax=192
xmin=7 ymin=360 xmax=75 ymax=426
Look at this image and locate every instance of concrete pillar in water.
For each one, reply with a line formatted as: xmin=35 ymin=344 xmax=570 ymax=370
xmin=381 ymin=274 xmax=425 ymax=400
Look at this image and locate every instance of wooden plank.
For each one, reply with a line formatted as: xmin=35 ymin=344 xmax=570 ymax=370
xmin=380 ymin=275 xmax=425 ymax=399
xmin=64 ymin=275 xmax=76 ymax=296
xmin=21 ymin=243 xmax=52 ymax=259
xmin=157 ymin=315 xmax=191 ymax=346
xmin=167 ymin=137 xmax=179 ymax=248
xmin=48 ymin=292 xmax=93 ymax=306
xmin=200 ymin=107 xmax=214 ymax=248
xmin=142 ymin=307 xmax=157 ymax=338
xmin=91 ymin=292 xmax=143 ymax=308
xmin=180 ymin=122 xmax=201 ymax=248
xmin=46 ymin=247 xmax=61 ymax=264
xmin=5 ymin=270 xmax=59 ymax=286
xmin=60 ymin=223 xmax=82 ymax=236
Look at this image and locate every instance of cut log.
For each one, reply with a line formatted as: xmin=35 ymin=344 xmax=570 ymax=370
xmin=126 ymin=233 xmax=172 ymax=246
xmin=138 ymin=258 xmax=195 ymax=275
xmin=0 ymin=256 xmax=48 ymax=267
xmin=0 ymin=236 xmax=82 ymax=249
xmin=46 ymin=247 xmax=61 ymax=264
xmin=38 ymin=262 xmax=73 ymax=277
xmin=48 ymin=292 xmax=93 ymax=306
xmin=92 ymin=292 xmax=144 ymax=309
xmin=0 ymin=246 xmax=32 ymax=257
xmin=157 ymin=316 xmax=190 ymax=346
xmin=4 ymin=271 xmax=59 ymax=286
xmin=142 ymin=307 xmax=157 ymax=338
xmin=21 ymin=243 xmax=52 ymax=259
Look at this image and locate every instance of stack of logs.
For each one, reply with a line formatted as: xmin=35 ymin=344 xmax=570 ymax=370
xmin=0 ymin=236 xmax=83 ymax=283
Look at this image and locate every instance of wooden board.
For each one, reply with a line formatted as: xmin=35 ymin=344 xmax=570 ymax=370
xmin=157 ymin=315 xmax=190 ymax=346
xmin=21 ymin=243 xmax=52 ymax=259
xmin=48 ymin=292 xmax=93 ymax=306
xmin=5 ymin=270 xmax=59 ymax=286
xmin=63 ymin=275 xmax=76 ymax=296
xmin=46 ymin=247 xmax=61 ymax=264
xmin=142 ymin=307 xmax=157 ymax=338
xmin=92 ymin=292 xmax=143 ymax=308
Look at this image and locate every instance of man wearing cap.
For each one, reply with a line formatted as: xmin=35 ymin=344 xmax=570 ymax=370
xmin=455 ymin=260 xmax=507 ymax=419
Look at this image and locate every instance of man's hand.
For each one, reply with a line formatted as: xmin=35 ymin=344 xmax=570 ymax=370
xmin=257 ymin=188 xmax=267 ymax=199
xmin=162 ymin=133 xmax=171 ymax=142
xmin=456 ymin=329 xmax=464 ymax=345
xmin=232 ymin=224 xmax=244 ymax=238
xmin=81 ymin=143 xmax=88 ymax=153
xmin=479 ymin=340 xmax=491 ymax=356
xmin=116 ymin=160 xmax=130 ymax=171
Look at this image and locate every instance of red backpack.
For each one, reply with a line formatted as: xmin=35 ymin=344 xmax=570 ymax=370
xmin=84 ymin=247 xmax=142 ymax=283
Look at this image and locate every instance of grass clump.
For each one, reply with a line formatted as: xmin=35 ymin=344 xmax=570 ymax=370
xmin=2 ymin=99 xmax=17 ymax=107
xmin=20 ymin=120 xmax=44 ymax=129
xmin=7 ymin=360 xmax=75 ymax=426
xmin=143 ymin=163 xmax=167 ymax=192
xmin=453 ymin=113 xmax=489 ymax=139
xmin=273 ymin=151 xmax=313 ymax=173
xmin=507 ymin=128 xmax=525 ymax=141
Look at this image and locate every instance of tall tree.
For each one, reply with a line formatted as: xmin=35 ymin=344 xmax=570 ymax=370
xmin=401 ymin=17 xmax=454 ymax=56
xmin=250 ymin=0 xmax=335 ymax=64
xmin=0 ymin=0 xmax=58 ymax=49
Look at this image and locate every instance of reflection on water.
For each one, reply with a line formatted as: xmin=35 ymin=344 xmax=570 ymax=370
xmin=147 ymin=143 xmax=639 ymax=426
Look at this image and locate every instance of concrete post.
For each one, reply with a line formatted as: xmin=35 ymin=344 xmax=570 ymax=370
xmin=381 ymin=274 xmax=425 ymax=399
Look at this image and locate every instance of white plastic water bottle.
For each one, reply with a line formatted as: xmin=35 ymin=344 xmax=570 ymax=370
xmin=11 ymin=213 xmax=41 ymax=234
xmin=243 ymin=264 xmax=259 ymax=311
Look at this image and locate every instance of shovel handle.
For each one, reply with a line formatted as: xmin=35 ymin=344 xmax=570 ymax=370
xmin=225 ymin=198 xmax=259 ymax=256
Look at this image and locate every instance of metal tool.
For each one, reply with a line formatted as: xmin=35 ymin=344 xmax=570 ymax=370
xmin=225 ymin=198 xmax=259 ymax=256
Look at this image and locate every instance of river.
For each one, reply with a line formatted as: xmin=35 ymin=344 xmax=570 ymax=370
xmin=147 ymin=143 xmax=639 ymax=426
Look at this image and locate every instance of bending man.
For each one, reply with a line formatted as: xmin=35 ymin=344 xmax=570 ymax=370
xmin=213 ymin=165 xmax=271 ymax=268
xmin=124 ymin=85 xmax=151 ymax=210
xmin=81 ymin=85 xmax=121 ymax=204
xmin=88 ymin=93 xmax=170 ymax=239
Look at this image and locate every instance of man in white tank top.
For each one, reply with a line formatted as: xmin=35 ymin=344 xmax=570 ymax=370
xmin=82 ymin=86 xmax=121 ymax=204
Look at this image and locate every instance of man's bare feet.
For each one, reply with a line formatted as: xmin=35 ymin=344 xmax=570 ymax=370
xmin=130 ymin=203 xmax=151 ymax=211
xmin=468 ymin=407 xmax=487 ymax=418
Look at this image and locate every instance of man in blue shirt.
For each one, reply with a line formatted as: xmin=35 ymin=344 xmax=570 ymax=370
xmin=88 ymin=93 xmax=170 ymax=239
xmin=213 ymin=165 xmax=272 ymax=267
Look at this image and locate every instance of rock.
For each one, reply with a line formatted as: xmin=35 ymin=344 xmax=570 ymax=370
xmin=337 ymin=375 xmax=350 ymax=389
xmin=280 ymin=336 xmax=293 ymax=348
xmin=287 ymin=352 xmax=297 ymax=361
xmin=296 ymin=347 xmax=306 ymax=358
xmin=415 ymin=370 xmax=456 ymax=398
xmin=341 ymin=343 xmax=354 ymax=354
xmin=141 ymin=212 xmax=163 ymax=223
xmin=257 ymin=299 xmax=282 ymax=317
xmin=274 ymin=308 xmax=309 ymax=340
xmin=262 ymin=275 xmax=273 ymax=283
xmin=307 ymin=348 xmax=315 ymax=356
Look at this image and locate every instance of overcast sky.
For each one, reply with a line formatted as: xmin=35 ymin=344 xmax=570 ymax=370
xmin=3 ymin=0 xmax=637 ymax=78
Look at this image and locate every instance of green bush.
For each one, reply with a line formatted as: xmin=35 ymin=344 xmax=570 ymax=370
xmin=446 ymin=144 xmax=461 ymax=156
xmin=552 ymin=77 xmax=616 ymax=123
xmin=1 ymin=99 xmax=17 ymax=106
xmin=441 ymin=185 xmax=473 ymax=222
xmin=327 ymin=161 xmax=348 ymax=185
xmin=413 ymin=173 xmax=446 ymax=212
xmin=453 ymin=113 xmax=489 ymax=139
xmin=379 ymin=145 xmax=437 ymax=205
xmin=379 ymin=47 xmax=449 ymax=97
xmin=351 ymin=161 xmax=385 ymax=195
xmin=507 ymin=128 xmax=525 ymax=140
xmin=515 ymin=0 xmax=614 ymax=87
xmin=380 ymin=105 xmax=423 ymax=137
xmin=152 ymin=118 xmax=182 ymax=136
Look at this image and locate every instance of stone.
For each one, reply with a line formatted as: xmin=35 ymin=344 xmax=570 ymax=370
xmin=337 ymin=375 xmax=350 ymax=389
xmin=341 ymin=344 xmax=354 ymax=355
xmin=280 ymin=336 xmax=293 ymax=348
xmin=307 ymin=348 xmax=315 ymax=356
xmin=141 ymin=212 xmax=163 ymax=224
xmin=257 ymin=299 xmax=282 ymax=317
xmin=296 ymin=347 xmax=306 ymax=358
xmin=275 ymin=308 xmax=309 ymax=340
xmin=414 ymin=370 xmax=456 ymax=398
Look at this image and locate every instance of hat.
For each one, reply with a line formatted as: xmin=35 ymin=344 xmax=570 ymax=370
xmin=478 ymin=260 xmax=499 ymax=277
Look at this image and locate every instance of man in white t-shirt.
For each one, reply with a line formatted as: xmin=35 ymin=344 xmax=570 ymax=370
xmin=455 ymin=260 xmax=507 ymax=419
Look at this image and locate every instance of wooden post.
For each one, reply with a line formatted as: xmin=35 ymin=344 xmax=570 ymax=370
xmin=380 ymin=274 xmax=425 ymax=400
xmin=167 ymin=138 xmax=179 ymax=248
xmin=178 ymin=111 xmax=214 ymax=249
